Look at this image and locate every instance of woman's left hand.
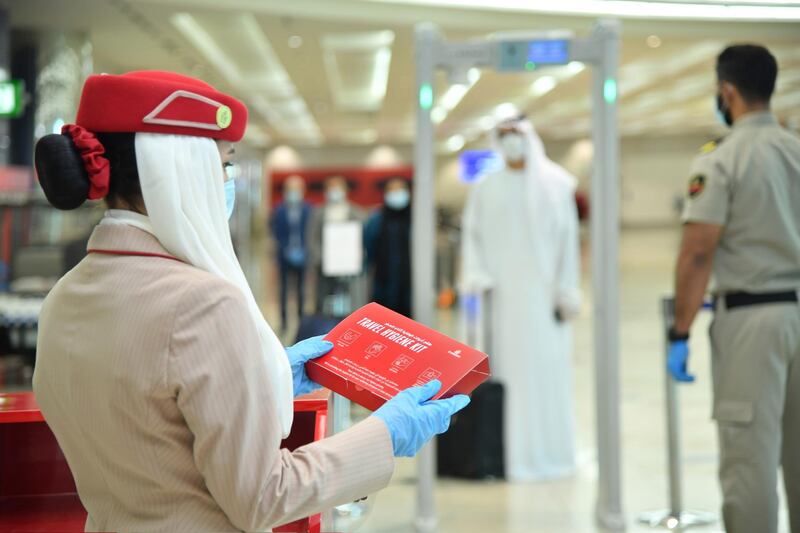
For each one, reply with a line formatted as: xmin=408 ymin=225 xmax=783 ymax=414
xmin=286 ymin=335 xmax=333 ymax=397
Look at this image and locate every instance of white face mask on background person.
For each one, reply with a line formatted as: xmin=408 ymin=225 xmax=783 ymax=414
xmin=285 ymin=189 xmax=303 ymax=205
xmin=385 ymin=188 xmax=410 ymax=210
xmin=499 ymin=133 xmax=526 ymax=163
xmin=326 ymin=187 xmax=346 ymax=204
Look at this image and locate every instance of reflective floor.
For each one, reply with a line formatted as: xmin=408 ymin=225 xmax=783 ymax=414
xmin=265 ymin=227 xmax=791 ymax=533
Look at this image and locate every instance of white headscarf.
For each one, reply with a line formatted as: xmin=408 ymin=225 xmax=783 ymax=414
xmin=491 ymin=116 xmax=581 ymax=314
xmin=133 ymin=133 xmax=294 ymax=436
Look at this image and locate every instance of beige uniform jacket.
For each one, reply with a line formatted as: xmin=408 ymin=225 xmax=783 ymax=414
xmin=682 ymin=111 xmax=800 ymax=293
xmin=32 ymin=224 xmax=394 ymax=532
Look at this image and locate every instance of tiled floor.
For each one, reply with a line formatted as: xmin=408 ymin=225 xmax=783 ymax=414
xmin=271 ymin=228 xmax=791 ymax=533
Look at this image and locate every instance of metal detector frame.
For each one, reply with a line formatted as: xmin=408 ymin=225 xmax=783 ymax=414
xmin=413 ymin=19 xmax=625 ymax=532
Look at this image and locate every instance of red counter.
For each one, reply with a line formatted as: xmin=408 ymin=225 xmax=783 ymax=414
xmin=0 ymin=391 xmax=331 ymax=532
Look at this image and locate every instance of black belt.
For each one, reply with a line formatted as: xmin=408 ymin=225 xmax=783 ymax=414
xmin=717 ymin=290 xmax=798 ymax=310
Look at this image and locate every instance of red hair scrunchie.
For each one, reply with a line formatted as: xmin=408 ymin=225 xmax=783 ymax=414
xmin=61 ymin=124 xmax=110 ymax=200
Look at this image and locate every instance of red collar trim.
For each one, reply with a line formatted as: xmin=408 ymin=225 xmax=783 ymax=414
xmin=87 ymin=248 xmax=184 ymax=264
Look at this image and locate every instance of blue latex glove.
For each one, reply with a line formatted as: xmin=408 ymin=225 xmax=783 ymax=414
xmin=372 ymin=380 xmax=471 ymax=457
xmin=286 ymin=335 xmax=333 ymax=397
xmin=667 ymin=340 xmax=695 ymax=383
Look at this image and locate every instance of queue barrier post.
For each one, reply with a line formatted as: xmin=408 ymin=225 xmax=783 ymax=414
xmin=637 ymin=296 xmax=716 ymax=529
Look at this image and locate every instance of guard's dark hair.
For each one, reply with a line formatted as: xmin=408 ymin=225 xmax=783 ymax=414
xmin=35 ymin=132 xmax=142 ymax=211
xmin=716 ymin=44 xmax=778 ymax=104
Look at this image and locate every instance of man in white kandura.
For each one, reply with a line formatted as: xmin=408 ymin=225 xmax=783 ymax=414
xmin=461 ymin=113 xmax=582 ymax=482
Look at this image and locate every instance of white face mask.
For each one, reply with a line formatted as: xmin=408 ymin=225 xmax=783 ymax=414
xmin=385 ymin=189 xmax=410 ymax=210
xmin=326 ymin=187 xmax=346 ymax=204
xmin=285 ymin=189 xmax=303 ymax=204
xmin=499 ymin=133 xmax=526 ymax=163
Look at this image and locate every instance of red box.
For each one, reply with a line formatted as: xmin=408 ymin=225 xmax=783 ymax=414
xmin=306 ymin=303 xmax=491 ymax=411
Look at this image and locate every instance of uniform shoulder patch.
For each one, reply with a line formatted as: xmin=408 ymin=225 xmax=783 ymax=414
xmin=698 ymin=136 xmax=725 ymax=155
xmin=688 ymin=174 xmax=706 ymax=198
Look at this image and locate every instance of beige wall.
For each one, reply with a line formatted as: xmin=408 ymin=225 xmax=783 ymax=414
xmin=544 ymin=135 xmax=708 ymax=228
xmin=617 ymin=135 xmax=709 ymax=227
xmin=265 ymin=144 xmax=413 ymax=171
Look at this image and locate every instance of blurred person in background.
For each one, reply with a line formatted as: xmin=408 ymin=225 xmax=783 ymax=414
xmin=308 ymin=176 xmax=365 ymax=314
xmin=668 ymin=44 xmax=800 ymax=533
xmin=271 ymin=175 xmax=312 ymax=332
xmin=461 ymin=114 xmax=582 ymax=481
xmin=364 ymin=178 xmax=412 ymax=317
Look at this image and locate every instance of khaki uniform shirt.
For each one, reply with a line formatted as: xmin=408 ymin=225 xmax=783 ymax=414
xmin=33 ymin=224 xmax=394 ymax=532
xmin=682 ymin=111 xmax=800 ymax=293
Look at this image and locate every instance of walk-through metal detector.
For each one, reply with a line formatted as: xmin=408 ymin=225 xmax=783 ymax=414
xmin=413 ymin=19 xmax=624 ymax=531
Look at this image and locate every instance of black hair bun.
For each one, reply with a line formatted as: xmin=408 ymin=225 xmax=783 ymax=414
xmin=35 ymin=133 xmax=90 ymax=210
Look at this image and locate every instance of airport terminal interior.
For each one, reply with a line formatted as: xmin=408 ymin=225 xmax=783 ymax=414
xmin=0 ymin=1 xmax=799 ymax=532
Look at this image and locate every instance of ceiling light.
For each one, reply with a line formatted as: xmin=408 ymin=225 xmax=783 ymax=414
xmin=370 ymin=47 xmax=393 ymax=102
xmin=566 ymin=61 xmax=585 ymax=75
xmin=440 ymin=84 xmax=469 ymax=111
xmin=616 ymin=41 xmax=722 ymax=104
xmin=343 ymin=129 xmax=378 ymax=144
xmin=171 ymin=13 xmax=243 ymax=85
xmin=288 ymin=35 xmax=303 ymax=49
xmin=429 ymin=68 xmax=482 ymax=125
xmin=464 ymin=128 xmax=483 ymax=143
xmin=446 ymin=134 xmax=465 ymax=152
xmin=494 ymin=102 xmax=519 ymax=120
xmin=172 ymin=13 xmax=323 ymax=144
xmin=377 ymin=0 xmax=800 ymax=21
xmin=478 ymin=116 xmax=495 ymax=131
xmin=531 ymin=76 xmax=557 ymax=97
xmin=431 ymin=106 xmax=448 ymax=124
xmin=647 ymin=35 xmax=662 ymax=48
xmin=322 ymin=31 xmax=396 ymax=112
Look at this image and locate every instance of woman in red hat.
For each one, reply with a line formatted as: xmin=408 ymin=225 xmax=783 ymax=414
xmin=32 ymin=71 xmax=468 ymax=532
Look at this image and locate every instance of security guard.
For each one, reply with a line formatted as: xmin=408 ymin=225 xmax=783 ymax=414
xmin=668 ymin=44 xmax=800 ymax=533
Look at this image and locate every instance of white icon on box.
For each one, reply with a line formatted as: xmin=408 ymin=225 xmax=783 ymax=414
xmin=392 ymin=354 xmax=415 ymax=370
xmin=416 ymin=367 xmax=442 ymax=385
xmin=365 ymin=342 xmax=387 ymax=358
xmin=339 ymin=329 xmax=362 ymax=346
xmin=448 ymin=349 xmax=462 ymax=358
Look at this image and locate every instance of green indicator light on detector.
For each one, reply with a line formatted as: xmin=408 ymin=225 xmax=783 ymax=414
xmin=419 ymin=83 xmax=434 ymax=110
xmin=525 ymin=61 xmax=536 ymax=71
xmin=603 ymin=78 xmax=617 ymax=104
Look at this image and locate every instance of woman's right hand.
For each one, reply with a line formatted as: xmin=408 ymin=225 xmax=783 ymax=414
xmin=372 ymin=380 xmax=470 ymax=457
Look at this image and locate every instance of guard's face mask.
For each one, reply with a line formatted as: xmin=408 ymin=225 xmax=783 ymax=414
xmin=715 ymin=93 xmax=733 ymax=127
xmin=499 ymin=133 xmax=526 ymax=163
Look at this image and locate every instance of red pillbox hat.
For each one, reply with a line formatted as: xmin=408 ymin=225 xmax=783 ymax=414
xmin=74 ymin=70 xmax=248 ymax=142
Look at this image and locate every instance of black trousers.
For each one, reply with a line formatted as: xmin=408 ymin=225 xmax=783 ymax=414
xmin=279 ymin=260 xmax=306 ymax=328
